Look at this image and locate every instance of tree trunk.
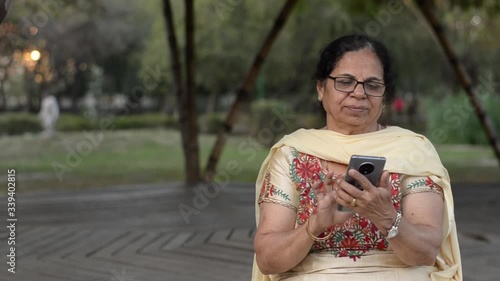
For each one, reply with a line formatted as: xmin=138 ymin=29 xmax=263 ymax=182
xmin=415 ymin=0 xmax=500 ymax=166
xmin=25 ymin=70 xmax=37 ymax=113
xmin=0 ymin=71 xmax=7 ymax=112
xmin=0 ymin=0 xmax=8 ymax=24
xmin=204 ymin=0 xmax=298 ymax=182
xmin=69 ymin=69 xmax=86 ymax=114
xmin=0 ymin=58 xmax=13 ymax=112
xmin=162 ymin=0 xmax=200 ymax=185
xmin=0 ymin=80 xmax=5 ymax=112
xmin=184 ymin=0 xmax=200 ymax=184
xmin=70 ymin=84 xmax=79 ymax=114
xmin=206 ymin=90 xmax=218 ymax=114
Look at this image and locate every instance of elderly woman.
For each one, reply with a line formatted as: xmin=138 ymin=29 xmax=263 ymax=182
xmin=252 ymin=35 xmax=461 ymax=281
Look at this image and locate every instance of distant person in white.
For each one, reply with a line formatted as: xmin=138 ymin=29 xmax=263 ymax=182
xmin=38 ymin=91 xmax=59 ymax=137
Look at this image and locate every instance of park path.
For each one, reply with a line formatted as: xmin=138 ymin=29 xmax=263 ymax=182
xmin=0 ymin=182 xmax=499 ymax=281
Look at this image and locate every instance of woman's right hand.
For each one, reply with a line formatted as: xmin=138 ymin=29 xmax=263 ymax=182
xmin=308 ymin=171 xmax=352 ymax=235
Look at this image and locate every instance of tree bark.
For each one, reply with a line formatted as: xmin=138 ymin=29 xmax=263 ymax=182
xmin=0 ymin=0 xmax=8 ymax=24
xmin=24 ymin=69 xmax=37 ymax=113
xmin=162 ymin=0 xmax=200 ymax=185
xmin=206 ymin=90 xmax=218 ymax=114
xmin=204 ymin=0 xmax=298 ymax=182
xmin=415 ymin=0 xmax=500 ymax=166
xmin=0 ymin=80 xmax=5 ymax=112
xmin=184 ymin=0 xmax=200 ymax=184
xmin=0 ymin=63 xmax=12 ymax=112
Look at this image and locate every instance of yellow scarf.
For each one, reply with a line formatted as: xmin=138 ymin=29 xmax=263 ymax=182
xmin=252 ymin=126 xmax=462 ymax=281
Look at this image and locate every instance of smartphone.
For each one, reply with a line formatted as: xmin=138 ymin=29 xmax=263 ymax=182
xmin=337 ymin=155 xmax=386 ymax=211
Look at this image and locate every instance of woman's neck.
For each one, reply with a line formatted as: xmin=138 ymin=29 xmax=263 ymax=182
xmin=325 ymin=122 xmax=381 ymax=135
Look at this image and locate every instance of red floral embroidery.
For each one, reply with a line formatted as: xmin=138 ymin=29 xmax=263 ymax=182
xmin=350 ymin=254 xmax=362 ymax=261
xmin=260 ymin=181 xmax=265 ymax=196
xmin=293 ymin=158 xmax=319 ymax=179
xmin=338 ymin=250 xmax=349 ymax=258
xmin=425 ymin=177 xmax=434 ymax=186
xmin=340 ymin=236 xmax=361 ymax=248
xmin=359 ymin=217 xmax=369 ymax=228
xmin=299 ymin=212 xmax=309 ymax=222
xmin=288 ymin=148 xmax=403 ymax=261
xmin=376 ymin=240 xmax=387 ymax=250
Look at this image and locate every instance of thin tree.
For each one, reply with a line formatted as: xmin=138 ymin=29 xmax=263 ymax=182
xmin=415 ymin=0 xmax=500 ymax=165
xmin=204 ymin=0 xmax=298 ymax=182
xmin=162 ymin=0 xmax=200 ymax=185
xmin=0 ymin=0 xmax=11 ymax=111
xmin=0 ymin=0 xmax=8 ymax=24
xmin=184 ymin=0 xmax=200 ymax=184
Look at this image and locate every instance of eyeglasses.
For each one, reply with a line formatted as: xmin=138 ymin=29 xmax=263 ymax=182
xmin=327 ymin=76 xmax=386 ymax=97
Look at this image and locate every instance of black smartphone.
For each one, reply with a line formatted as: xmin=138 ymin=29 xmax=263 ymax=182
xmin=337 ymin=155 xmax=386 ymax=211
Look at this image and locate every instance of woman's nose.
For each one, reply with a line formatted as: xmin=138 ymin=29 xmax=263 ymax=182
xmin=351 ymin=83 xmax=366 ymax=98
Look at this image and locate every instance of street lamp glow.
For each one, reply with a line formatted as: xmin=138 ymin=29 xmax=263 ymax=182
xmin=30 ymin=50 xmax=41 ymax=61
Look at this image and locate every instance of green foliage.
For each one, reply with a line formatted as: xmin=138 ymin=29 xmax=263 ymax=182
xmin=0 ymin=113 xmax=177 ymax=135
xmin=139 ymin=0 xmax=174 ymax=96
xmin=425 ymin=91 xmax=500 ymax=144
xmin=250 ymin=99 xmax=296 ymax=147
xmin=57 ymin=114 xmax=95 ymax=132
xmin=0 ymin=129 xmax=497 ymax=192
xmin=5 ymin=0 xmax=500 ymax=134
xmin=112 ymin=114 xmax=177 ymax=130
xmin=5 ymin=0 xmax=151 ymax=106
xmin=57 ymin=113 xmax=178 ymax=131
xmin=198 ymin=113 xmax=225 ymax=134
xmin=0 ymin=113 xmax=41 ymax=135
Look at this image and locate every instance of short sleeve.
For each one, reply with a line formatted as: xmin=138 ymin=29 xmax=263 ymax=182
xmin=258 ymin=146 xmax=298 ymax=211
xmin=401 ymin=175 xmax=444 ymax=199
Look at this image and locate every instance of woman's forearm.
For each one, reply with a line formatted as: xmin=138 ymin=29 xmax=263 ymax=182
xmin=255 ymin=223 xmax=315 ymax=274
xmin=381 ymin=215 xmax=441 ymax=266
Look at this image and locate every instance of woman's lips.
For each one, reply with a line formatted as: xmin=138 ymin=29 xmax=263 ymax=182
xmin=345 ymin=106 xmax=367 ymax=112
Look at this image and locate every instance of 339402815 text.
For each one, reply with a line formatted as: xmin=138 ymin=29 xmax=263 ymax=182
xmin=6 ymin=169 xmax=17 ymax=274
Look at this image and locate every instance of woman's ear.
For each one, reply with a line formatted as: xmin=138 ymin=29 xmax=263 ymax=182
xmin=316 ymin=80 xmax=325 ymax=101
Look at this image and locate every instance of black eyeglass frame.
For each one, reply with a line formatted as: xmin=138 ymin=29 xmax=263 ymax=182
xmin=327 ymin=76 xmax=386 ymax=97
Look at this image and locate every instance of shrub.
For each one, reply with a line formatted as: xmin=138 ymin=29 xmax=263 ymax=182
xmin=112 ymin=113 xmax=176 ymax=130
xmin=0 ymin=112 xmax=178 ymax=135
xmin=164 ymin=115 xmax=178 ymax=129
xmin=198 ymin=113 xmax=225 ymax=134
xmin=425 ymin=92 xmax=500 ymax=144
xmin=0 ymin=113 xmax=42 ymax=135
xmin=57 ymin=114 xmax=96 ymax=131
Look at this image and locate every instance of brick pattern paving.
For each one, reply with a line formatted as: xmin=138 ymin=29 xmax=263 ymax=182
xmin=0 ymin=182 xmax=498 ymax=281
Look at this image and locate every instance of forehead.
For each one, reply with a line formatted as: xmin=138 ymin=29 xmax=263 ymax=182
xmin=332 ymin=49 xmax=383 ymax=78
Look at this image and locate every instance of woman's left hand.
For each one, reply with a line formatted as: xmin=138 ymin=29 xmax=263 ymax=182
xmin=334 ymin=170 xmax=396 ymax=230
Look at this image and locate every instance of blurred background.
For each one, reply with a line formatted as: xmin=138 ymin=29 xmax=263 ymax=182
xmin=0 ymin=0 xmax=499 ymax=193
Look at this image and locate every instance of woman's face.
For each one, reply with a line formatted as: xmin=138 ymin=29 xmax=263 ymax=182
xmin=317 ymin=48 xmax=385 ymax=134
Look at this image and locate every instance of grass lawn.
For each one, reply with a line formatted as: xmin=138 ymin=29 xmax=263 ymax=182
xmin=0 ymin=129 xmax=498 ymax=193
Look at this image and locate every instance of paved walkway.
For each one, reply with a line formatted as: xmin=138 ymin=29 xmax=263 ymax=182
xmin=0 ymin=182 xmax=498 ymax=281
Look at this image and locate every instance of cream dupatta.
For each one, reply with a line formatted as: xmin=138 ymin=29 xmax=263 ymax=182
xmin=252 ymin=126 xmax=462 ymax=281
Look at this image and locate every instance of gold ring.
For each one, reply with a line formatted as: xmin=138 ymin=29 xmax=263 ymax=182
xmin=350 ymin=198 xmax=356 ymax=207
